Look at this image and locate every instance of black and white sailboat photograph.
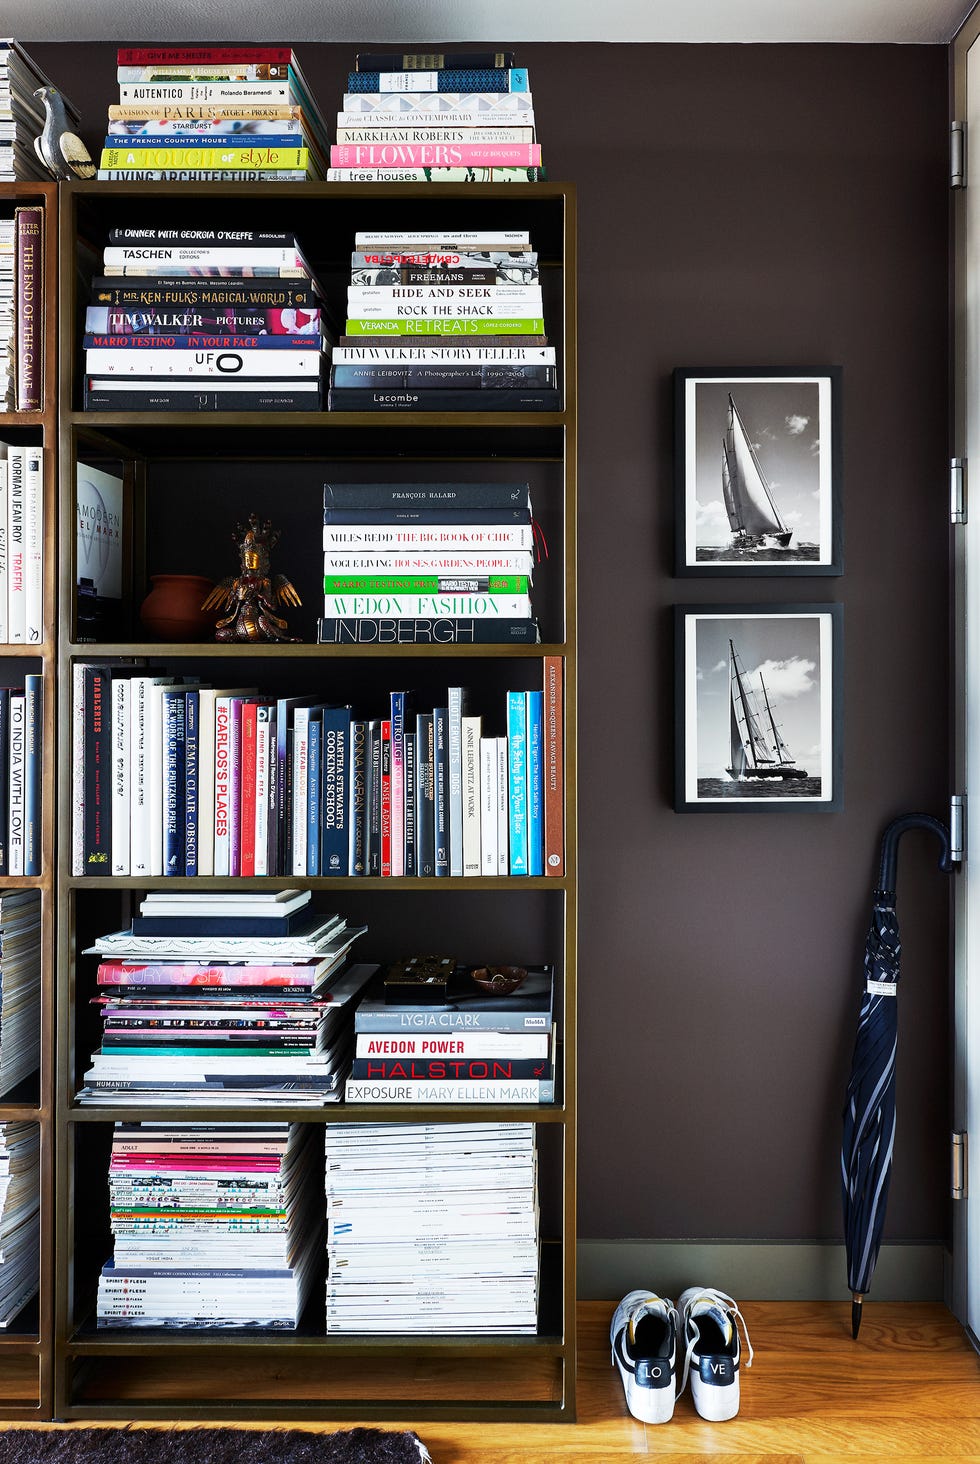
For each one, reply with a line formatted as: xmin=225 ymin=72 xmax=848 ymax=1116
xmin=675 ymin=369 xmax=842 ymax=575
xmin=675 ymin=605 xmax=842 ymax=810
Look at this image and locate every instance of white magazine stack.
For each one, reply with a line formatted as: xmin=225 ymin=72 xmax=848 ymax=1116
xmin=0 ymin=1120 xmax=39 ymax=1325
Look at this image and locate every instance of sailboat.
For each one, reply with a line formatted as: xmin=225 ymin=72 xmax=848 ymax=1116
xmin=727 ymin=639 xmax=807 ymax=781
xmin=721 ymin=395 xmax=793 ymax=549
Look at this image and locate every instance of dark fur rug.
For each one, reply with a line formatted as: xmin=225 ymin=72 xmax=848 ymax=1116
xmin=0 ymin=1428 xmax=432 ymax=1464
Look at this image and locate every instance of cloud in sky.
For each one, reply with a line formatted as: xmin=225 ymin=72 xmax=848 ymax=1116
xmin=785 ymin=413 xmax=809 ymax=435
xmin=749 ymin=656 xmax=817 ymax=700
xmin=695 ymin=497 xmax=730 ymax=546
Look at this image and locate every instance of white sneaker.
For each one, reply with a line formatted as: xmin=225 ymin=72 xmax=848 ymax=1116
xmin=677 ymin=1286 xmax=754 ymax=1421
xmin=610 ymin=1290 xmax=679 ymax=1424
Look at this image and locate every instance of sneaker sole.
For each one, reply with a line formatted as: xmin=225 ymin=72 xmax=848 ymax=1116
xmin=690 ymin=1373 xmax=740 ymax=1422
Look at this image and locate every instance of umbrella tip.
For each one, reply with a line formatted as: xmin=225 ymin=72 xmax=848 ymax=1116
xmin=851 ymin=1293 xmax=863 ymax=1339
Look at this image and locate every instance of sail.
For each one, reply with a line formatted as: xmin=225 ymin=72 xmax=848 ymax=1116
xmin=724 ymin=396 xmax=789 ymax=538
xmin=730 ymin=642 xmax=777 ymax=768
xmin=760 ymin=674 xmax=795 ymax=765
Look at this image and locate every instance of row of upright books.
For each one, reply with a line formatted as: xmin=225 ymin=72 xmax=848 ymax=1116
xmin=320 ymin=479 xmax=542 ymax=645
xmin=331 ymin=226 xmax=557 ymax=413
xmin=72 ymin=667 xmax=564 ymax=880
xmin=1 ymin=203 xmax=43 ymax=412
xmin=327 ymin=48 xmax=543 ymax=183
xmin=325 ymin=1123 xmax=540 ymax=1332
xmin=100 ymin=46 xmax=331 ymax=182
xmin=83 ymin=226 xmax=329 ymax=413
xmin=0 ymin=39 xmax=78 ymax=182
xmin=79 ymin=891 xmax=371 ymax=1105
xmin=0 ymin=441 xmax=44 ymax=639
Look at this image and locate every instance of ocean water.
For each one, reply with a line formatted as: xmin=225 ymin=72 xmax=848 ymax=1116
xmin=697 ymin=777 xmax=824 ymax=800
xmin=696 ymin=543 xmax=821 ymax=564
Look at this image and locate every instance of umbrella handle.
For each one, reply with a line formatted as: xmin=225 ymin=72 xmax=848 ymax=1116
xmin=877 ymin=813 xmax=953 ymax=895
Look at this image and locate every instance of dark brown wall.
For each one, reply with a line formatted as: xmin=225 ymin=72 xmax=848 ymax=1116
xmin=34 ymin=40 xmax=951 ymax=1243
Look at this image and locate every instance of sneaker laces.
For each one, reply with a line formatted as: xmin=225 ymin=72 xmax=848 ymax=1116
xmin=679 ymin=1289 xmax=754 ymax=1395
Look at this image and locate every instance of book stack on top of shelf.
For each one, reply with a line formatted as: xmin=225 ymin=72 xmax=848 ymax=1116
xmin=72 ymin=666 xmax=564 ymax=881
xmin=77 ymin=894 xmax=373 ymax=1106
xmin=331 ymin=227 xmax=558 ymax=412
xmin=100 ymin=45 xmax=330 ymax=183
xmin=0 ymin=676 xmax=42 ymax=879
xmin=2 ymin=200 xmax=44 ymax=412
xmin=97 ymin=1122 xmax=321 ymax=1329
xmin=0 ymin=39 xmax=80 ymax=180
xmin=0 ymin=441 xmax=44 ymax=641
xmin=0 ymin=1120 xmax=39 ymax=1325
xmin=325 ymin=1122 xmax=540 ymax=1332
xmin=327 ymin=49 xmax=542 ymax=183
xmin=82 ymin=226 xmax=329 ymax=414
xmin=320 ymin=481 xmax=540 ymax=644
xmin=0 ymin=892 xmax=41 ymax=1097
xmin=346 ymin=964 xmax=555 ymax=1105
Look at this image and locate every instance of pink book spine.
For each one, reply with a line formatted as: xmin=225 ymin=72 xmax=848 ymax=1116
xmin=330 ymin=143 xmax=541 ymax=167
xmin=110 ymin=1156 xmax=282 ymax=1172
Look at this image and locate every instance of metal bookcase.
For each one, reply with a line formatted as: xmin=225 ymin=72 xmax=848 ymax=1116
xmin=0 ymin=178 xmax=58 ymax=1420
xmin=53 ymin=179 xmax=577 ymax=1422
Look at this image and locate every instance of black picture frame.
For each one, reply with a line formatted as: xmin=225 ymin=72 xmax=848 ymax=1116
xmin=674 ymin=602 xmax=843 ymax=812
xmin=674 ymin=367 xmax=843 ymax=576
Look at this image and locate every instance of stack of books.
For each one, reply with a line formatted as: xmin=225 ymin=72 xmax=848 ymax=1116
xmin=329 ymin=227 xmax=557 ymax=412
xmin=82 ymin=226 xmax=328 ymax=413
xmin=321 ymin=481 xmax=539 ymax=642
xmin=77 ymin=893 xmax=373 ymax=1105
xmin=2 ymin=201 xmax=44 ymax=412
xmin=97 ymin=1122 xmax=321 ymax=1329
xmin=0 ymin=39 xmax=79 ymax=181
xmin=346 ymin=965 xmax=556 ymax=1105
xmin=325 ymin=1122 xmax=540 ymax=1331
xmin=99 ymin=46 xmax=330 ymax=182
xmin=0 ymin=441 xmax=45 ymax=642
xmin=71 ymin=665 xmax=565 ymax=881
xmin=0 ymin=1120 xmax=39 ymax=1325
xmin=0 ymin=892 xmax=40 ymax=1096
xmin=0 ymin=677 xmax=42 ymax=878
xmin=327 ymin=49 xmax=542 ymax=183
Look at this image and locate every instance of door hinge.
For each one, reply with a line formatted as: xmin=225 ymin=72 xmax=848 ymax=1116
xmin=952 ymin=458 xmax=967 ymax=524
xmin=953 ymin=120 xmax=967 ymax=188
xmin=951 ymin=794 xmax=966 ymax=862
xmin=953 ymin=1131 xmax=968 ymax=1199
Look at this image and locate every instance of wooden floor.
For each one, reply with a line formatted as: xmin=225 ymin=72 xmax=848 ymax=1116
xmin=5 ymin=1302 xmax=980 ymax=1461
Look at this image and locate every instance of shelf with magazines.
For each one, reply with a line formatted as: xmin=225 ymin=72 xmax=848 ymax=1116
xmin=55 ymin=179 xmax=576 ymax=1422
xmin=0 ymin=179 xmax=57 ymax=1420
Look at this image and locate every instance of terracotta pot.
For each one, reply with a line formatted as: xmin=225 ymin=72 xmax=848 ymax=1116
xmin=140 ymin=573 xmax=217 ymax=642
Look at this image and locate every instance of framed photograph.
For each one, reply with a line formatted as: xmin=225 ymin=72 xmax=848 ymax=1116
xmin=675 ymin=603 xmax=843 ymax=811
xmin=675 ymin=367 xmax=842 ymax=575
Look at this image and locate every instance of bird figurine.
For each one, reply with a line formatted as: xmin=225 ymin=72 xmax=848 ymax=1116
xmin=32 ymin=86 xmax=96 ymax=180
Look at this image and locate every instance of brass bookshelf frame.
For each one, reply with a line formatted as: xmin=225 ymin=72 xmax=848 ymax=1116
xmin=0 ymin=178 xmax=58 ymax=1421
xmin=54 ymin=179 xmax=577 ymax=1422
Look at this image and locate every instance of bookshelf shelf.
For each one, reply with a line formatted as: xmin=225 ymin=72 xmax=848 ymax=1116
xmin=55 ymin=178 xmax=577 ymax=1423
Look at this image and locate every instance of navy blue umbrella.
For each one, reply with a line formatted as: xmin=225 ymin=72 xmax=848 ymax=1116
xmin=841 ymin=814 xmax=952 ymax=1339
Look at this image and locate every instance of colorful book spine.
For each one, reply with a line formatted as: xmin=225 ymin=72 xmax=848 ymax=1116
xmin=380 ymin=719 xmax=392 ymax=877
xmin=213 ymin=694 xmax=234 ymax=877
xmin=239 ymin=699 xmax=259 ymax=877
xmin=0 ymin=449 xmax=8 ymax=644
xmin=0 ymin=689 xmax=12 ymax=873
xmin=254 ymin=704 xmax=274 ymax=877
xmin=100 ymin=145 xmax=309 ymax=168
xmin=367 ymin=718 xmax=381 ymax=876
xmin=404 ymin=730 xmax=417 ymax=877
xmin=345 ymin=68 xmax=530 ymax=93
xmin=322 ymin=525 xmax=536 ymax=550
xmin=349 ymin=1057 xmax=550 ymax=1080
xmin=507 ymin=691 xmax=528 ymax=876
xmin=116 ymin=47 xmax=298 ymax=64
xmin=321 ymin=706 xmax=351 ymax=877
xmin=330 ymin=143 xmax=540 ymax=167
xmin=15 ymin=206 xmax=43 ymax=412
xmin=526 ymin=689 xmax=544 ymax=878
xmin=327 ymin=167 xmax=545 ymax=183
xmin=353 ymin=51 xmax=515 ymax=70
xmin=161 ymin=687 xmax=186 ymax=876
xmin=388 ymin=690 xmax=406 ymax=878
xmin=7 ymin=691 xmax=24 ymax=876
xmin=23 ymin=673 xmax=42 ymax=877
xmin=343 ymin=318 xmax=544 ymax=337
xmin=544 ymin=656 xmax=565 ymax=876
xmin=305 ymin=712 xmax=321 ymax=877
xmin=348 ymin=719 xmax=368 ymax=876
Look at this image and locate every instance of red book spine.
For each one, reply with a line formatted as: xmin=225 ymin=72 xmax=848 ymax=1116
xmin=380 ymin=719 xmax=392 ymax=877
xmin=239 ymin=701 xmax=258 ymax=876
xmin=117 ymin=47 xmax=294 ymax=64
xmin=15 ymin=207 xmax=43 ymax=412
xmin=543 ymin=654 xmax=565 ymax=876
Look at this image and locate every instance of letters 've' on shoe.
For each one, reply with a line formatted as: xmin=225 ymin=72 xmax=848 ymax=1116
xmin=677 ymin=1285 xmax=754 ymax=1421
xmin=610 ymin=1290 xmax=679 ymax=1424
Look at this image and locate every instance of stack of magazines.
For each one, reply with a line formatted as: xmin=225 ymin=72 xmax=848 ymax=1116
xmin=0 ymin=891 xmax=41 ymax=1096
xmin=82 ymin=226 xmax=329 ymax=413
xmin=1 ymin=39 xmax=80 ymax=181
xmin=324 ymin=1122 xmax=540 ymax=1332
xmin=327 ymin=49 xmax=542 ymax=183
xmin=97 ymin=1122 xmax=321 ymax=1329
xmin=100 ymin=45 xmax=330 ymax=182
xmin=78 ymin=891 xmax=374 ymax=1105
xmin=0 ymin=1120 xmax=39 ymax=1325
xmin=329 ymin=227 xmax=557 ymax=412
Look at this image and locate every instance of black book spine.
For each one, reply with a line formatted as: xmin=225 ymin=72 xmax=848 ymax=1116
xmin=322 ymin=481 xmax=529 ymax=511
xmin=415 ymin=713 xmax=434 ymax=878
xmin=90 ymin=278 xmax=317 ymax=308
xmin=327 ymin=387 xmax=560 ymax=413
xmin=23 ymin=672 xmax=42 ymax=877
xmin=354 ymin=50 xmax=515 ymax=70
xmin=330 ymin=364 xmax=555 ymax=389
xmin=0 ymin=688 xmax=10 ymax=875
xmin=433 ymin=706 xmax=449 ymax=877
xmin=349 ymin=719 xmax=368 ymax=876
xmin=84 ymin=383 xmax=322 ymax=412
xmin=162 ymin=688 xmax=186 ymax=877
xmin=83 ymin=665 xmax=112 ymax=873
xmin=318 ymin=617 xmax=540 ymax=646
xmin=321 ymin=504 xmax=530 ymax=525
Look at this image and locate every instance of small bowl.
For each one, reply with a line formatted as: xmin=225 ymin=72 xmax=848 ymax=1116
xmin=470 ymin=965 xmax=528 ymax=996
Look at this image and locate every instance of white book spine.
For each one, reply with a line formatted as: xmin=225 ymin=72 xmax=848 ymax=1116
xmin=84 ymin=347 xmax=322 ymax=377
xmin=254 ymin=705 xmax=272 ymax=877
xmin=480 ymin=737 xmax=498 ymax=876
xmin=323 ymin=525 xmax=536 ymax=551
xmin=146 ymin=683 xmax=167 ymax=876
xmin=331 ymin=346 xmax=554 ymax=365
xmin=6 ymin=446 xmax=25 ymax=643
xmin=291 ymin=708 xmax=310 ymax=877
xmin=0 ymin=451 xmax=9 ymax=642
xmin=447 ymin=686 xmax=467 ymax=877
xmin=23 ymin=446 xmax=42 ymax=645
xmin=71 ymin=664 xmax=86 ymax=875
xmin=496 ymin=736 xmax=509 ymax=875
xmin=461 ymin=714 xmax=482 ymax=876
xmin=344 ymin=295 xmax=542 ymax=321
xmin=130 ymin=677 xmax=151 ymax=877
xmin=195 ymin=690 xmax=216 ymax=877
xmin=111 ymin=677 xmax=130 ymax=876
xmin=8 ymin=693 xmax=25 ymax=875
